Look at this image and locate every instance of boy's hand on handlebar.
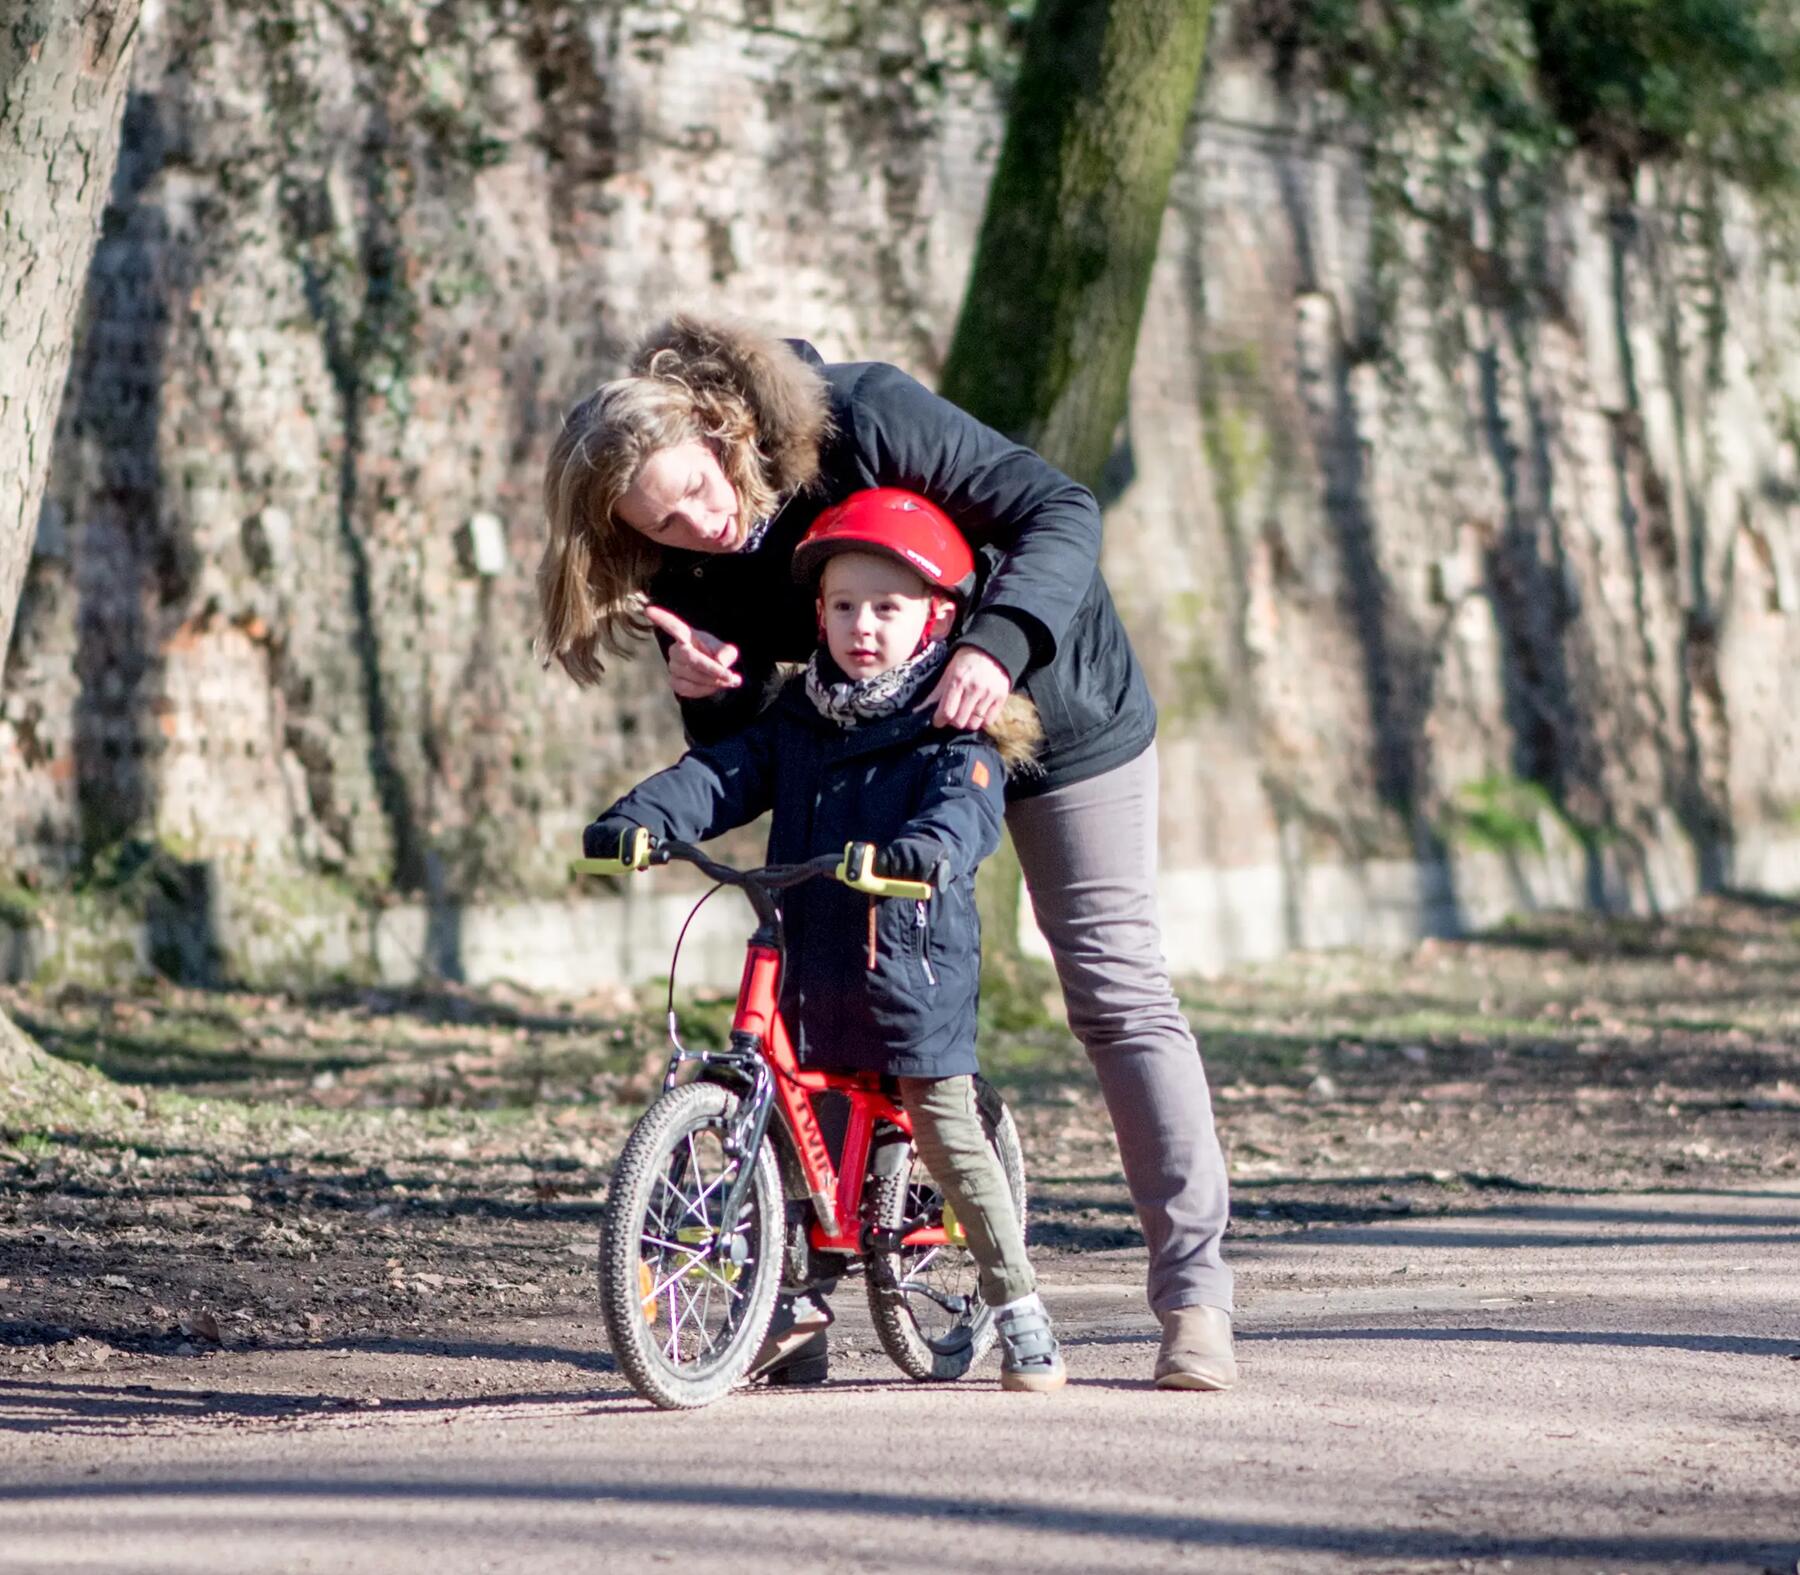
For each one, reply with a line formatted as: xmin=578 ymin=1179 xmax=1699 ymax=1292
xmin=917 ymin=645 xmax=1009 ymax=731
xmin=645 ymin=604 xmax=743 ymax=698
xmin=583 ymin=817 xmax=641 ymax=859
xmin=838 ymin=841 xmax=934 ymax=900
xmin=870 ymin=836 xmax=936 ymax=882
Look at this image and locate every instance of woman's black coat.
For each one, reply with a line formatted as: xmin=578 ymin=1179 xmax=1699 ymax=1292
xmin=645 ymin=346 xmax=1156 ymax=798
xmin=588 ymin=683 xmax=1005 ymax=1079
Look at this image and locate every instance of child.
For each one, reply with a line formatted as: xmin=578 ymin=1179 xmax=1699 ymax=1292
xmin=584 ymin=487 xmax=1065 ymax=1393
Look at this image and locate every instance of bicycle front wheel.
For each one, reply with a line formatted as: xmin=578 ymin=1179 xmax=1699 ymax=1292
xmin=865 ymin=1076 xmax=1026 ymax=1381
xmin=599 ymin=1081 xmax=784 ymax=1409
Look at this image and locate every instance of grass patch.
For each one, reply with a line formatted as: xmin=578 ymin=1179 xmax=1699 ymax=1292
xmin=1446 ymin=775 xmax=1558 ymax=855
xmin=0 ymin=880 xmax=43 ymax=928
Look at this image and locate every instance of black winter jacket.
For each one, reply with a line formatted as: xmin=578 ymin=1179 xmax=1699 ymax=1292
xmin=644 ymin=336 xmax=1157 ymax=798
xmin=588 ymin=682 xmax=1004 ymax=1079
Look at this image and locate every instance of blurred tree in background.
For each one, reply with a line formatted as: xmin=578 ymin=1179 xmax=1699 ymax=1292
xmin=941 ymin=0 xmax=1217 ymax=487
xmin=939 ymin=0 xmax=1217 ymax=966
xmin=1529 ymin=0 xmax=1800 ymax=192
xmin=1246 ymin=0 xmax=1800 ymax=200
xmin=0 ymin=0 xmax=143 ymax=688
xmin=1 ymin=0 xmax=143 ymax=1078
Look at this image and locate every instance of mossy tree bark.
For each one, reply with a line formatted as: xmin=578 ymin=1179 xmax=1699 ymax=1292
xmin=940 ymin=0 xmax=1215 ymax=488
xmin=0 ymin=0 xmax=143 ymax=687
xmin=1 ymin=0 xmax=143 ymax=1072
xmin=940 ymin=0 xmax=1215 ymax=964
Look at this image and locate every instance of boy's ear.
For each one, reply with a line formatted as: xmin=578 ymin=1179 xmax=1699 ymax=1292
xmin=927 ymin=596 xmax=957 ymax=640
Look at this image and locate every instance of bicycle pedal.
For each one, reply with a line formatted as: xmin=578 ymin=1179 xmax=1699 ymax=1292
xmin=860 ymin=1224 xmax=905 ymax=1255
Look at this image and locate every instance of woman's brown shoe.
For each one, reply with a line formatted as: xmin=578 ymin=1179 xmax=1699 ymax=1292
xmin=1154 ymin=1304 xmax=1237 ymax=1390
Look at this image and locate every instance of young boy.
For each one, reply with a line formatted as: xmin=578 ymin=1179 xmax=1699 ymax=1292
xmin=584 ymin=487 xmax=1065 ymax=1392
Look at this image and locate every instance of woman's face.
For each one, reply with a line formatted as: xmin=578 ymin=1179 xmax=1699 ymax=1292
xmin=616 ymin=441 xmax=743 ymax=553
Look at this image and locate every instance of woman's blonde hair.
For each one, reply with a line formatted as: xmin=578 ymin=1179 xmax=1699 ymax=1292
xmin=535 ymin=354 xmax=782 ymax=685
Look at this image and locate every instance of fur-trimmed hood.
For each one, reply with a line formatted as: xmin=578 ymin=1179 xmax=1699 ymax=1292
xmin=983 ymin=693 xmax=1044 ymax=776
xmin=631 ymin=314 xmax=832 ymax=498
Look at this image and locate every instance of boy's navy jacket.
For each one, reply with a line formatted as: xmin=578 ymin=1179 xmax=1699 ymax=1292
xmin=589 ymin=681 xmax=1004 ymax=1079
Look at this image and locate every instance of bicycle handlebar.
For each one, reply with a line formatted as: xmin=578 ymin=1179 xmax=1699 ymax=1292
xmin=571 ymin=826 xmax=653 ymax=877
xmin=571 ymin=830 xmax=933 ymax=902
xmin=834 ymin=841 xmax=932 ymax=900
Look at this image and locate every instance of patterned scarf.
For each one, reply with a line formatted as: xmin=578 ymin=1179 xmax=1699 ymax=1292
xmin=735 ymin=514 xmax=776 ymax=555
xmin=804 ymin=641 xmax=949 ymax=730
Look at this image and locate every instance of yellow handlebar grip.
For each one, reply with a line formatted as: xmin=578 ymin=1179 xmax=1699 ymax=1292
xmin=570 ymin=826 xmax=653 ymax=878
xmin=835 ymin=841 xmax=933 ymax=901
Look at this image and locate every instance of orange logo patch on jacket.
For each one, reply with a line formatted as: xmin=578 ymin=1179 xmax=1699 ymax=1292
xmin=970 ymin=760 xmax=990 ymax=789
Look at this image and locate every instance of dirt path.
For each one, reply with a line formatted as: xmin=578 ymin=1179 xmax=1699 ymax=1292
xmin=3 ymin=896 xmax=1799 ymax=1570
xmin=3 ymin=1184 xmax=1796 ymax=1574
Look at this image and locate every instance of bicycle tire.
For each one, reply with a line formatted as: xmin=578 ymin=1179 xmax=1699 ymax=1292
xmin=599 ymin=1081 xmax=784 ymax=1409
xmin=864 ymin=1076 xmax=1026 ymax=1381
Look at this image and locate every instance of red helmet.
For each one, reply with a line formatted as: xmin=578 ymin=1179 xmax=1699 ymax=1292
xmin=792 ymin=488 xmax=977 ymax=600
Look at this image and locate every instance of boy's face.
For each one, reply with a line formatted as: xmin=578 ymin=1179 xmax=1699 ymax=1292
xmin=818 ymin=553 xmax=955 ymax=680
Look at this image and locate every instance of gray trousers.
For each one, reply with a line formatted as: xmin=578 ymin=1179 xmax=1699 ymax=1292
xmin=898 ymin=1075 xmax=1036 ymax=1308
xmin=1007 ymin=743 xmax=1234 ymax=1316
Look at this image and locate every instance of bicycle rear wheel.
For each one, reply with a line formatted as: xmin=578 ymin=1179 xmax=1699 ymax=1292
xmin=599 ymin=1081 xmax=784 ymax=1409
xmin=864 ymin=1076 xmax=1026 ymax=1381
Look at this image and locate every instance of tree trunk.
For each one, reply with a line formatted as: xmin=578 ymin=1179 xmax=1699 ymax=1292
xmin=0 ymin=0 xmax=143 ymax=687
xmin=940 ymin=0 xmax=1215 ymax=491
xmin=1 ymin=0 xmax=143 ymax=1076
xmin=942 ymin=0 xmax=1214 ymax=963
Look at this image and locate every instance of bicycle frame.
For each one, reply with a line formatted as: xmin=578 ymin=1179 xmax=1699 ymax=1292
xmin=577 ymin=833 xmax=951 ymax=1260
xmin=726 ymin=939 xmax=950 ymax=1254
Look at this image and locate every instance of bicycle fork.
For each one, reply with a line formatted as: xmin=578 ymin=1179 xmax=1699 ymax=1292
xmin=712 ymin=1033 xmax=776 ymax=1247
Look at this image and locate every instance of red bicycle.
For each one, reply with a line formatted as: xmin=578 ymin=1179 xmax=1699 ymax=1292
xmin=575 ymin=830 xmax=1026 ymax=1410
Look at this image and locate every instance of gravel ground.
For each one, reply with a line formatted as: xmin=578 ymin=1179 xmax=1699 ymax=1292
xmin=2 ymin=894 xmax=1797 ymax=1571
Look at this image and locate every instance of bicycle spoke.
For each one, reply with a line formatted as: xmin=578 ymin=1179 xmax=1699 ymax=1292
xmin=641 ymin=1232 xmax=704 ymax=1256
xmin=671 ymin=1273 xmax=716 ymax=1357
xmin=682 ymin=1132 xmax=708 ymax=1225
xmin=643 ymin=1249 xmax=705 ymax=1303
xmin=696 ymin=1271 xmax=715 ymax=1353
xmin=688 ymin=1258 xmax=746 ymax=1300
xmin=906 ymin=1245 xmax=942 ymax=1278
xmin=651 ymin=1171 xmax=703 ymax=1230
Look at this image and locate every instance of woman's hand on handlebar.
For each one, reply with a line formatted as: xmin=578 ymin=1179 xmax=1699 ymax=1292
xmin=645 ymin=604 xmax=743 ymax=698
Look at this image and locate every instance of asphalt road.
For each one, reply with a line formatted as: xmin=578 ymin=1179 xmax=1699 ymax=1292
xmin=3 ymin=1185 xmax=1798 ymax=1575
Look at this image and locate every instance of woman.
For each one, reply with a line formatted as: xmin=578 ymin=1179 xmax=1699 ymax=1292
xmin=537 ymin=314 xmax=1236 ymax=1391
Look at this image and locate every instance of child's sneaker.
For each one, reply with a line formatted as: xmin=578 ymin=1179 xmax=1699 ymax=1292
xmin=994 ymin=1294 xmax=1066 ymax=1392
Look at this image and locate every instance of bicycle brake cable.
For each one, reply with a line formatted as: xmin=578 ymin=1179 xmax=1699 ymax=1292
xmin=665 ymin=881 xmax=725 ymax=1056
